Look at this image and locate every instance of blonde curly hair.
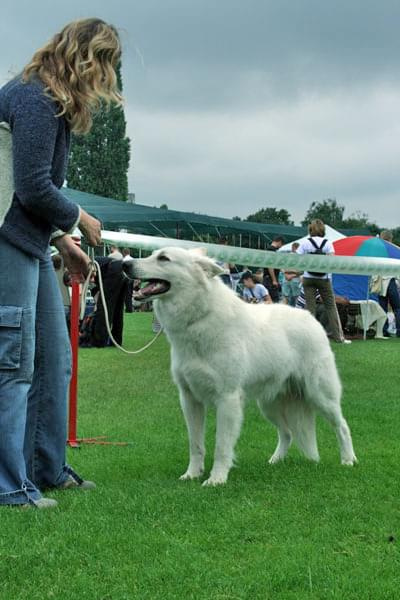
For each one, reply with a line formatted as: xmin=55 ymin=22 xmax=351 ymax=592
xmin=22 ymin=18 xmax=122 ymax=134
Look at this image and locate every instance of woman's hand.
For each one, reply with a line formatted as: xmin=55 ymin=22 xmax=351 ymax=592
xmin=78 ymin=209 xmax=102 ymax=246
xmin=53 ymin=235 xmax=91 ymax=281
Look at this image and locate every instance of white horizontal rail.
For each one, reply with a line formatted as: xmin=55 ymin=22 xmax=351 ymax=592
xmin=101 ymin=230 xmax=400 ymax=277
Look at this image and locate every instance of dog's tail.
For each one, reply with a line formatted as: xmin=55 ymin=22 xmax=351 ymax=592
xmin=284 ymin=397 xmax=320 ymax=462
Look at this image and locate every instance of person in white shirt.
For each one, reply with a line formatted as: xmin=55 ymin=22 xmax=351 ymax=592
xmin=241 ymin=272 xmax=272 ymax=304
xmin=122 ymin=248 xmax=134 ymax=262
xmin=297 ymin=219 xmax=350 ymax=344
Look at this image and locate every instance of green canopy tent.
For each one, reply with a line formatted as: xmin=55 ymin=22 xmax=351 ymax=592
xmin=64 ymin=188 xmax=305 ymax=247
xmin=64 ymin=188 xmax=369 ymax=247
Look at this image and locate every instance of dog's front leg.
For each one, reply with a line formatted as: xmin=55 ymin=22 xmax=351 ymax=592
xmin=203 ymin=393 xmax=243 ymax=486
xmin=179 ymin=392 xmax=206 ymax=480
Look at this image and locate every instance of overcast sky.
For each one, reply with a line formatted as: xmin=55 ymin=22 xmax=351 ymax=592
xmin=1 ymin=0 xmax=399 ymax=226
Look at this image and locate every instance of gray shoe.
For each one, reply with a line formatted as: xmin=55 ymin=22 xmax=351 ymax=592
xmin=19 ymin=497 xmax=58 ymax=510
xmin=59 ymin=474 xmax=96 ymax=490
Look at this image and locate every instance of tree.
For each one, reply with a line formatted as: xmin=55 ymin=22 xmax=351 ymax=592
xmin=341 ymin=211 xmax=378 ymax=234
xmin=159 ymin=203 xmax=169 ymax=210
xmin=245 ymin=207 xmax=294 ymax=225
xmin=390 ymin=226 xmax=400 ymax=246
xmin=67 ymin=63 xmax=131 ymax=200
xmin=301 ymin=198 xmax=345 ymax=228
xmin=232 ymin=216 xmax=242 ymax=221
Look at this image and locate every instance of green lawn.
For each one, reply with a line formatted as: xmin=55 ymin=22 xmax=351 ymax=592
xmin=1 ymin=313 xmax=399 ymax=600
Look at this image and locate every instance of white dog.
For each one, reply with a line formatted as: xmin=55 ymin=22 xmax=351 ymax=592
xmin=133 ymin=247 xmax=357 ymax=486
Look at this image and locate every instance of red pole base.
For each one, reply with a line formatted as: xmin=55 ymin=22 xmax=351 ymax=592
xmin=69 ymin=436 xmax=130 ymax=447
xmin=67 ymin=439 xmax=81 ymax=448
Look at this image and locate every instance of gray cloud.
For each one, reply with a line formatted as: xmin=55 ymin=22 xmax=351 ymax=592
xmin=1 ymin=0 xmax=400 ymax=226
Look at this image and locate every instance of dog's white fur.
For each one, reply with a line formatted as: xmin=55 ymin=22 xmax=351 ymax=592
xmin=134 ymin=247 xmax=357 ymax=486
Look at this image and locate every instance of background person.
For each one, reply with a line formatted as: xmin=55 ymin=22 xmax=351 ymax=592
xmin=241 ymin=271 xmax=272 ymax=304
xmin=263 ymin=236 xmax=285 ymax=302
xmin=85 ymin=256 xmax=129 ymax=347
xmin=376 ymin=230 xmax=400 ymax=337
xmin=296 ymin=219 xmax=350 ymax=344
xmin=108 ymin=245 xmax=123 ymax=260
xmin=296 ymin=282 xmax=350 ymax=338
xmin=0 ymin=18 xmax=121 ymax=508
xmin=281 ymin=242 xmax=301 ymax=306
xmin=253 ymin=268 xmax=265 ymax=284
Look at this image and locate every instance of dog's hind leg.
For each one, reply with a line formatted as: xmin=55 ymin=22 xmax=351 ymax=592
xmin=203 ymin=392 xmax=243 ymax=486
xmin=258 ymin=398 xmax=292 ymax=464
xmin=179 ymin=389 xmax=206 ymax=480
xmin=306 ymin=375 xmax=356 ymax=465
xmin=314 ymin=401 xmax=356 ymax=466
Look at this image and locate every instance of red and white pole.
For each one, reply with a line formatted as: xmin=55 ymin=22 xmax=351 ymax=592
xmin=67 ymin=229 xmax=82 ymax=448
xmin=67 ymin=276 xmax=81 ymax=447
xmin=66 ymin=230 xmax=129 ymax=447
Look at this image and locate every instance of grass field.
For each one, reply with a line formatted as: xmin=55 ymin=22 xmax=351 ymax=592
xmin=1 ymin=313 xmax=399 ymax=600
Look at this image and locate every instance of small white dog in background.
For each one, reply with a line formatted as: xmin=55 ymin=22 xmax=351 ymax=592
xmin=132 ymin=247 xmax=357 ymax=486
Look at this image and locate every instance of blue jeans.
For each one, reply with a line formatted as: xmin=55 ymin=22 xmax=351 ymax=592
xmin=282 ymin=277 xmax=301 ymax=307
xmin=379 ymin=278 xmax=400 ymax=336
xmin=0 ymin=236 xmax=72 ymax=504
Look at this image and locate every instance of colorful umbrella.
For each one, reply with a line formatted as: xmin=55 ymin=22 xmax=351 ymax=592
xmin=333 ymin=235 xmax=400 ymax=259
xmin=332 ymin=236 xmax=400 ymax=301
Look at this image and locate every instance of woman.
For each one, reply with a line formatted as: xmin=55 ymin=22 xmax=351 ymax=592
xmin=0 ymin=18 xmax=122 ymax=508
xmin=296 ymin=219 xmax=350 ymax=344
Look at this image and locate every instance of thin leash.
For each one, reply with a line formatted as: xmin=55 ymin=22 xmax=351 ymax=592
xmin=80 ymin=260 xmax=163 ymax=355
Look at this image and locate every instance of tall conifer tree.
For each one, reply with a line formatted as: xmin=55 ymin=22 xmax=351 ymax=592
xmin=67 ymin=64 xmax=131 ymax=200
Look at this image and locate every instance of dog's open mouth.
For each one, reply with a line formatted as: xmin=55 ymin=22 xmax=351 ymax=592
xmin=138 ymin=279 xmax=170 ymax=298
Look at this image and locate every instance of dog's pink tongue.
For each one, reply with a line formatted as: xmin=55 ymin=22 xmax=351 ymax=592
xmin=140 ymin=281 xmax=167 ymax=297
xmin=139 ymin=282 xmax=158 ymax=297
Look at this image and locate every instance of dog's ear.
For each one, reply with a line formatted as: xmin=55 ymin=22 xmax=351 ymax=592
xmin=193 ymin=255 xmax=225 ymax=278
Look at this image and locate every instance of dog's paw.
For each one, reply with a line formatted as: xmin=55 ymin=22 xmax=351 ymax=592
xmin=202 ymin=474 xmax=227 ymax=487
xmin=179 ymin=469 xmax=203 ymax=481
xmin=268 ymin=453 xmax=284 ymax=465
xmin=341 ymin=456 xmax=357 ymax=466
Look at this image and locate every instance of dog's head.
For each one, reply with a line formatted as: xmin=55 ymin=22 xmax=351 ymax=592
xmin=130 ymin=247 xmax=225 ymax=301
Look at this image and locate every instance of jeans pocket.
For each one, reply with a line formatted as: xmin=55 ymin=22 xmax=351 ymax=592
xmin=0 ymin=306 xmax=23 ymax=369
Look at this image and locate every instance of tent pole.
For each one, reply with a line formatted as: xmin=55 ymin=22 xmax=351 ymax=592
xmin=187 ymin=221 xmax=204 ymax=243
xmin=149 ymin=222 xmax=168 ymax=237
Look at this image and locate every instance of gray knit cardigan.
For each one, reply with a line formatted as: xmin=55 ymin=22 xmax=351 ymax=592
xmin=0 ymin=75 xmax=80 ymax=258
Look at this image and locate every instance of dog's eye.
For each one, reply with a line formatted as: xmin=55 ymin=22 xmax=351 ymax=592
xmin=158 ymin=255 xmax=170 ymax=262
